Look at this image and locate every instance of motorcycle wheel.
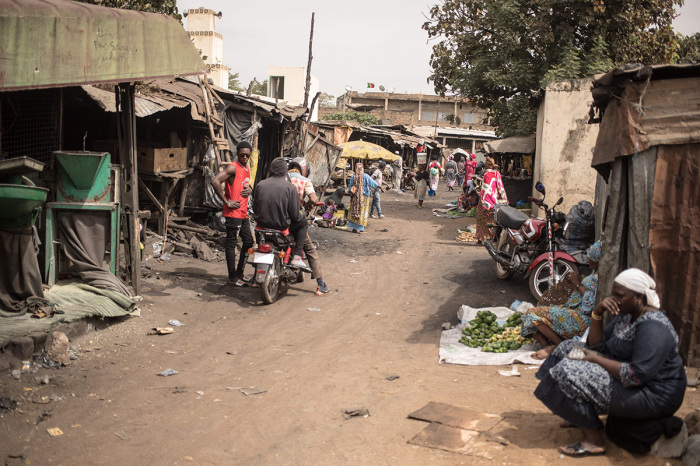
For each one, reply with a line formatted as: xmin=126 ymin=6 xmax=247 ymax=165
xmin=529 ymin=259 xmax=577 ymax=302
xmin=494 ymin=231 xmax=514 ymax=280
xmin=261 ymin=257 xmax=282 ymax=304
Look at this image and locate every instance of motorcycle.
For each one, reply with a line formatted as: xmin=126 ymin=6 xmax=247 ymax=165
xmin=483 ymin=182 xmax=585 ymax=301
xmin=249 ymin=227 xmax=307 ymax=304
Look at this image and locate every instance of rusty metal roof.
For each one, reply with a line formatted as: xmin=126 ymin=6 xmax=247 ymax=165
xmin=81 ymin=84 xmax=191 ymax=119
xmin=485 ymin=134 xmax=536 ymax=154
xmin=0 ymin=0 xmax=206 ymax=91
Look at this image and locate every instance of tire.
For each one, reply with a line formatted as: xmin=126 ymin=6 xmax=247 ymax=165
xmin=494 ymin=231 xmax=515 ymax=280
xmin=261 ymin=257 xmax=282 ymax=304
xmin=529 ymin=258 xmax=577 ymax=302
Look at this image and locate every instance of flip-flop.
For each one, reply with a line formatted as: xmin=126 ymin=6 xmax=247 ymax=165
xmin=234 ymin=279 xmax=249 ymax=287
xmin=558 ymin=442 xmax=605 ymax=457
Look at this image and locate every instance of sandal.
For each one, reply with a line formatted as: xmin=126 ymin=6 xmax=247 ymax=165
xmin=558 ymin=442 xmax=605 ymax=457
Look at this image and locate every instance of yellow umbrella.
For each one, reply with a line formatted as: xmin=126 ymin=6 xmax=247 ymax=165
xmin=335 ymin=141 xmax=400 ymax=168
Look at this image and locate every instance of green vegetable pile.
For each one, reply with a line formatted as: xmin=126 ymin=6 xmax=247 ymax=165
xmin=458 ymin=310 xmax=532 ymax=353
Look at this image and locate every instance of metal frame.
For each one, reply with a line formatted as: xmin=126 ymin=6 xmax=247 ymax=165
xmin=44 ymin=202 xmax=120 ymax=286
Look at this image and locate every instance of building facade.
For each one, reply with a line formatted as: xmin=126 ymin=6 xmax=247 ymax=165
xmin=184 ymin=7 xmax=229 ymax=88
xmin=267 ymin=66 xmax=320 ymax=121
xmin=321 ymin=91 xmax=493 ymax=132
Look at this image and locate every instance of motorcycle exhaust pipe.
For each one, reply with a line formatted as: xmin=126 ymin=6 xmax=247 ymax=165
xmin=484 ymin=239 xmax=513 ymax=267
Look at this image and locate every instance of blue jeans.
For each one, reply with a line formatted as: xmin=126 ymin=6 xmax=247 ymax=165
xmin=370 ymin=189 xmax=382 ymax=216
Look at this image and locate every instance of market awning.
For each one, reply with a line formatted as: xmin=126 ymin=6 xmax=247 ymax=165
xmin=0 ymin=0 xmax=206 ymax=91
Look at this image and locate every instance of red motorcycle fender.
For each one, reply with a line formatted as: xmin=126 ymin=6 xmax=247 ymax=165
xmin=526 ymin=251 xmax=578 ymax=274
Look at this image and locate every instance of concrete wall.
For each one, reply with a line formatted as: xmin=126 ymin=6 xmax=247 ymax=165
xmin=532 ymin=78 xmax=599 ymax=216
xmin=185 ymin=9 xmax=227 ymax=88
xmin=268 ymin=66 xmax=319 ymax=121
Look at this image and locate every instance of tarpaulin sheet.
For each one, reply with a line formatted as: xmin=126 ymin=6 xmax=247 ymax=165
xmin=439 ymin=306 xmax=542 ymax=366
xmin=0 ymin=227 xmax=44 ymax=315
xmin=0 ymin=282 xmax=139 ymax=346
xmin=596 ymin=148 xmax=656 ymax=304
xmin=650 ymin=144 xmax=700 ymax=366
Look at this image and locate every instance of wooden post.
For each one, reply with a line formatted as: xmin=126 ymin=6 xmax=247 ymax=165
xmin=115 ymin=83 xmax=141 ymax=295
xmin=307 ymin=91 xmax=321 ymax=123
xmin=302 ymin=12 xmax=315 ymax=109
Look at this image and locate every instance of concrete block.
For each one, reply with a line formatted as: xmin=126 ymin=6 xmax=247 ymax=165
xmin=652 ymin=421 xmax=688 ymax=458
xmin=5 ymin=337 xmax=34 ymax=360
xmin=683 ymin=434 xmax=700 ymax=466
xmin=27 ymin=332 xmax=48 ymax=353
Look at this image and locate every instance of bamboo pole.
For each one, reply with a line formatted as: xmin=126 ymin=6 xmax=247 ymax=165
xmin=302 ymin=12 xmax=315 ymax=109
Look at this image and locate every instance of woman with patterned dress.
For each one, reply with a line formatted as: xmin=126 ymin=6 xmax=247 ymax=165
xmin=522 ymin=241 xmax=601 ymax=359
xmin=534 ymin=268 xmax=686 ymax=457
xmin=428 ymin=156 xmax=441 ymax=195
xmin=414 ymin=164 xmax=429 ymax=208
xmin=475 ymin=157 xmax=508 ymax=243
xmin=346 ymin=162 xmax=380 ymax=234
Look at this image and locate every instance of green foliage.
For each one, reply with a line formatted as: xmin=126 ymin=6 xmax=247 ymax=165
xmin=251 ymin=79 xmax=268 ymax=96
xmin=228 ymin=72 xmax=244 ymax=92
xmin=318 ymin=92 xmax=336 ymax=108
xmin=73 ymin=0 xmax=180 ymax=20
xmin=445 ymin=113 xmax=462 ymax=125
xmin=676 ymin=33 xmax=700 ymax=63
xmin=321 ymin=112 xmax=379 ymax=125
xmin=423 ymin=0 xmax=682 ymax=137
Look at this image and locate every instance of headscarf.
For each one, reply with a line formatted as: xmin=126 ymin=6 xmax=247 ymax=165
xmin=350 ymin=162 xmax=364 ymax=219
xmin=586 ymin=240 xmax=602 ymax=262
xmin=614 ymin=268 xmax=661 ymax=309
xmin=484 ymin=157 xmax=495 ymax=170
xmin=448 ymin=154 xmax=454 ymax=161
xmin=470 ymin=153 xmax=476 ymax=161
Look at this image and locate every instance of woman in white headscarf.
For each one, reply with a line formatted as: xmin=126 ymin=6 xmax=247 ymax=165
xmin=533 ymin=268 xmax=686 ymax=458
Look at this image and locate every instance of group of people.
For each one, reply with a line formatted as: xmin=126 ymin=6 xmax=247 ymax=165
xmin=211 ymin=141 xmax=330 ymax=296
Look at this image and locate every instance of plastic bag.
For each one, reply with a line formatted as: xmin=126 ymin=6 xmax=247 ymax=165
xmin=203 ymin=144 xmax=223 ymax=210
xmin=561 ymin=201 xmax=595 ymax=252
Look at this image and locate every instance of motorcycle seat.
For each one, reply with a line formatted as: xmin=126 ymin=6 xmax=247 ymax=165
xmin=496 ymin=206 xmax=530 ymax=230
xmin=255 ymin=226 xmax=290 ymax=236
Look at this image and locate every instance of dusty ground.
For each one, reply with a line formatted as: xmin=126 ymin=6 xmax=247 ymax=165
xmin=1 ymin=187 xmax=697 ymax=465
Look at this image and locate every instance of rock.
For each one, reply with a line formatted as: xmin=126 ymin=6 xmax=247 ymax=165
xmin=651 ymin=421 xmax=688 ymax=458
xmin=191 ymin=236 xmax=216 ymax=261
xmin=45 ymin=332 xmax=70 ymax=366
xmin=174 ymin=242 xmax=194 ymax=255
xmin=6 ymin=336 xmax=34 ymax=360
xmin=441 ymin=322 xmax=451 ymax=330
xmin=162 ymin=242 xmax=175 ymax=255
xmin=687 ymin=412 xmax=700 ymax=436
xmin=684 ymin=435 xmax=700 ymax=466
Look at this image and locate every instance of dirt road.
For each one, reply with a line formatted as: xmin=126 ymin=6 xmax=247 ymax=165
xmin=1 ymin=188 xmax=695 ymax=464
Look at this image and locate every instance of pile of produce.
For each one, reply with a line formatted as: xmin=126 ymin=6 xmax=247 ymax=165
xmin=458 ymin=310 xmax=532 ymax=353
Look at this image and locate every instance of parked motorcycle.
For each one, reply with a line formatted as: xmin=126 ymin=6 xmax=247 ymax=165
xmin=483 ymin=182 xmax=586 ymax=301
xmin=249 ymin=227 xmax=307 ymax=304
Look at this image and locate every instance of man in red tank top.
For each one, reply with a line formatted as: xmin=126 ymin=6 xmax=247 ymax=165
xmin=211 ymin=141 xmax=254 ymax=286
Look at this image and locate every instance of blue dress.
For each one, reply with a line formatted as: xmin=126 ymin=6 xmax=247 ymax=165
xmin=534 ymin=310 xmax=686 ymax=430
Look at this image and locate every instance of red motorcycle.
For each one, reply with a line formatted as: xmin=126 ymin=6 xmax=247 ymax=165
xmin=484 ymin=182 xmax=584 ymax=301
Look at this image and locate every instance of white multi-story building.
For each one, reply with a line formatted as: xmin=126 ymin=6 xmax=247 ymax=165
xmin=184 ymin=7 xmax=229 ymax=88
xmin=267 ymin=66 xmax=320 ymax=121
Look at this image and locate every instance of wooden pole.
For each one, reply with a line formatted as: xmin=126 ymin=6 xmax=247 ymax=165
xmin=302 ymin=12 xmax=315 ymax=109
xmin=307 ymin=91 xmax=321 ymax=123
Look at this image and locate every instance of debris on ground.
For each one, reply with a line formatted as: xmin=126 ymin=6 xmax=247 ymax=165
xmin=386 ymin=375 xmax=400 ymax=381
xmin=239 ymin=387 xmax=267 ymax=396
xmin=46 ymin=427 xmax=63 ymax=437
xmin=168 ymin=319 xmax=185 ymax=327
xmin=45 ymin=331 xmax=71 ymax=366
xmin=0 ymin=396 xmax=18 ymax=412
xmin=343 ymin=407 xmax=370 ymax=419
xmin=158 ymin=369 xmax=178 ymax=377
xmin=148 ymin=327 xmax=174 ymax=335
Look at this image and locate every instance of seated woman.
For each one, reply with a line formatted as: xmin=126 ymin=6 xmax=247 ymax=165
xmin=534 ymin=268 xmax=686 ymax=457
xmin=521 ymin=241 xmax=601 ymax=359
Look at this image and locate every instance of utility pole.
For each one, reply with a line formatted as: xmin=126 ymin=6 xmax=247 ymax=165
xmin=302 ymin=12 xmax=315 ymax=109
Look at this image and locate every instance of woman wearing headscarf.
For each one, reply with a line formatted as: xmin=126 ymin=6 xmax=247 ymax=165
xmin=346 ymin=162 xmax=380 ymax=234
xmin=521 ymin=241 xmax=602 ymax=360
xmin=414 ymin=163 xmax=429 ymax=208
xmin=444 ymin=155 xmax=458 ymax=191
xmin=534 ymin=268 xmax=686 ymax=457
xmin=456 ymin=154 xmax=466 ymax=187
xmin=475 ymin=157 xmax=508 ymax=243
xmin=464 ymin=153 xmax=478 ymax=188
xmin=428 ymin=155 xmax=441 ymax=195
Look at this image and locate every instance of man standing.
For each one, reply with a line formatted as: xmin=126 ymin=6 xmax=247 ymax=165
xmin=369 ymin=161 xmax=385 ymax=219
xmin=252 ymin=158 xmax=310 ymax=271
xmin=211 ymin=141 xmax=254 ymax=286
xmin=287 ymin=158 xmax=331 ymax=295
xmin=391 ymin=151 xmax=403 ymax=191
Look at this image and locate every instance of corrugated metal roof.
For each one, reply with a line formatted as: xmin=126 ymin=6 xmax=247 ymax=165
xmin=485 ymin=134 xmax=536 ymax=154
xmin=410 ymin=125 xmax=497 ymax=139
xmin=81 ymin=85 xmax=189 ymax=118
xmin=0 ymin=0 xmax=206 ymax=91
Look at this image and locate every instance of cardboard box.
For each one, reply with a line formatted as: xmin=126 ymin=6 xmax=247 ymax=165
xmin=138 ymin=147 xmax=187 ymax=173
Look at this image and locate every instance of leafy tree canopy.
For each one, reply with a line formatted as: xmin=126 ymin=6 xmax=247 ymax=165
xmin=74 ymin=0 xmax=180 ymax=19
xmin=321 ymin=112 xmax=379 ymax=125
xmin=676 ymin=33 xmax=700 ymax=63
xmin=318 ymin=92 xmax=336 ymax=108
xmin=423 ymin=0 xmax=682 ymax=137
xmin=228 ymin=72 xmax=244 ymax=92
xmin=251 ymin=79 xmax=268 ymax=96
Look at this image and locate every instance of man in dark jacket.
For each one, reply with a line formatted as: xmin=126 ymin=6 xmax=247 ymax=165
xmin=252 ymin=158 xmax=310 ymax=270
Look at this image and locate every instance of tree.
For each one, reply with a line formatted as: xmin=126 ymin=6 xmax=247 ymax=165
xmin=318 ymin=92 xmax=336 ymax=108
xmin=423 ymin=0 xmax=681 ymax=137
xmin=73 ymin=0 xmax=180 ymax=19
xmin=228 ymin=72 xmax=244 ymax=92
xmin=676 ymin=33 xmax=700 ymax=63
xmin=320 ymin=112 xmax=378 ymax=125
xmin=445 ymin=113 xmax=462 ymax=126
xmin=251 ymin=79 xmax=268 ymax=96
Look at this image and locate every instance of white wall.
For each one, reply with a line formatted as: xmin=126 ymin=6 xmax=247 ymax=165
xmin=268 ymin=66 xmax=320 ymax=120
xmin=532 ymin=78 xmax=599 ymax=216
xmin=186 ymin=8 xmax=228 ymax=89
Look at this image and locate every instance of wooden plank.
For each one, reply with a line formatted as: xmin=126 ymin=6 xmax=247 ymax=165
xmin=178 ymin=177 xmax=189 ymax=217
xmin=138 ymin=178 xmax=164 ymax=213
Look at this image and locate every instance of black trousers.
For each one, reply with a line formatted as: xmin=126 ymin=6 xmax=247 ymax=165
xmin=289 ymin=216 xmax=307 ymax=257
xmin=225 ymin=217 xmax=254 ymax=280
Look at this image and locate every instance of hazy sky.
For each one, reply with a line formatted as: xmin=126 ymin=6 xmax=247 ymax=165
xmin=178 ymin=0 xmax=700 ymax=99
